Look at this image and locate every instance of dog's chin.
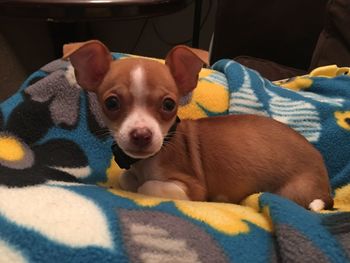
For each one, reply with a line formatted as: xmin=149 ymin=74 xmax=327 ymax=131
xmin=126 ymin=151 xmax=156 ymax=159
xmin=124 ymin=148 xmax=160 ymax=159
xmin=115 ymin=136 xmax=163 ymax=159
xmin=120 ymin=142 xmax=162 ymax=159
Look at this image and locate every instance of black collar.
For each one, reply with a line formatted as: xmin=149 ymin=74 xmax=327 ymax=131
xmin=111 ymin=116 xmax=181 ymax=170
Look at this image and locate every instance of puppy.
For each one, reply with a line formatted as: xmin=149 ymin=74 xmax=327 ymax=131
xmin=63 ymin=40 xmax=333 ymax=211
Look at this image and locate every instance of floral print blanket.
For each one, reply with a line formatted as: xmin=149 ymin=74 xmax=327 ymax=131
xmin=1 ymin=54 xmax=350 ymax=263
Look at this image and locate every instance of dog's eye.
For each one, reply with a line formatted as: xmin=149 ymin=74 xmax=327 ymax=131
xmin=105 ymin=96 xmax=120 ymax=111
xmin=162 ymin=98 xmax=176 ymax=112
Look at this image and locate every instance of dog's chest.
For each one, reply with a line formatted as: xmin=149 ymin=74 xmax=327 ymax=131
xmin=131 ymin=157 xmax=165 ymax=183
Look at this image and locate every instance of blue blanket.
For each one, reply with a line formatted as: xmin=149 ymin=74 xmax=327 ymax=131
xmin=1 ymin=55 xmax=350 ymax=263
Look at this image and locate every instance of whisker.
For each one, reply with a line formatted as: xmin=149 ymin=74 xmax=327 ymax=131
xmin=92 ymin=128 xmax=111 ymax=135
xmin=92 ymin=128 xmax=114 ymax=139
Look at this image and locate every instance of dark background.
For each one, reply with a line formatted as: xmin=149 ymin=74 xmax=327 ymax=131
xmin=0 ymin=0 xmax=216 ymax=101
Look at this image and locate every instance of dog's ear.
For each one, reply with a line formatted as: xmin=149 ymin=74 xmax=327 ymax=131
xmin=63 ymin=40 xmax=112 ymax=91
xmin=165 ymin=45 xmax=208 ymax=96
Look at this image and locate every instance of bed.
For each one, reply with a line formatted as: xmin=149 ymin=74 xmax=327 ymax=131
xmin=1 ymin=52 xmax=350 ymax=262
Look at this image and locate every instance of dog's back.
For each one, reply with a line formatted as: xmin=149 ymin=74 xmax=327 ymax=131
xmin=175 ymin=114 xmax=333 ymax=209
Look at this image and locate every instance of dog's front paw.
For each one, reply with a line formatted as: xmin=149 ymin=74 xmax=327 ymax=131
xmin=137 ymin=180 xmax=190 ymax=200
xmin=119 ymin=171 xmax=140 ymax=192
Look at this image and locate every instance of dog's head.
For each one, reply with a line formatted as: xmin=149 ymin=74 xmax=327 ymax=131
xmin=63 ymin=40 xmax=207 ymax=158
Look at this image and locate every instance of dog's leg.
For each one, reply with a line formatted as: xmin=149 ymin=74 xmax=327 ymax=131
xmin=275 ymin=174 xmax=333 ymax=210
xmin=137 ymin=180 xmax=190 ymax=200
xmin=119 ymin=170 xmax=140 ymax=192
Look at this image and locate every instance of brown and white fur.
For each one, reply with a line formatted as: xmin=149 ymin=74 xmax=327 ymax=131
xmin=63 ymin=40 xmax=333 ymax=211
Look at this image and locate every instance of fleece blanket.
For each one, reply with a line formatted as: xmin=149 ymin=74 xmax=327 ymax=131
xmin=1 ymin=53 xmax=350 ymax=263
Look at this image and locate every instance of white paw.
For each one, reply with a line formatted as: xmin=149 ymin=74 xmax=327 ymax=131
xmin=309 ymin=199 xmax=325 ymax=212
xmin=137 ymin=180 xmax=190 ymax=200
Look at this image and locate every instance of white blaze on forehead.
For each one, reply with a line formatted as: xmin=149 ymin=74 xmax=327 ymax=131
xmin=118 ymin=65 xmax=162 ymax=155
xmin=121 ymin=108 xmax=160 ymax=132
xmin=113 ymin=64 xmax=168 ymax=157
xmin=125 ymin=64 xmax=158 ymax=138
xmin=130 ymin=65 xmax=148 ymax=105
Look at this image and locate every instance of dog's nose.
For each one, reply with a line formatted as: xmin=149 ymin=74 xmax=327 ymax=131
xmin=130 ymin=128 xmax=152 ymax=148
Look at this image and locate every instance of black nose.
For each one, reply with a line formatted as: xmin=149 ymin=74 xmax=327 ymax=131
xmin=130 ymin=128 xmax=152 ymax=148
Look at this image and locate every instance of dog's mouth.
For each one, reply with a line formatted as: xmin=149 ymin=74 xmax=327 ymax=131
xmin=113 ymin=126 xmax=165 ymax=159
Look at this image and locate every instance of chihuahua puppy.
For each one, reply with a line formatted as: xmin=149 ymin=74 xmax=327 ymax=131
xmin=63 ymin=40 xmax=333 ymax=211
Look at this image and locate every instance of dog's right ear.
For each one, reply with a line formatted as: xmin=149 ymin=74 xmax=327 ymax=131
xmin=63 ymin=40 xmax=112 ymax=91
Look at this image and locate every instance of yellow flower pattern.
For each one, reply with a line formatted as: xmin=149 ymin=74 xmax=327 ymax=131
xmin=333 ymin=184 xmax=350 ymax=212
xmin=274 ymin=65 xmax=350 ymax=91
xmin=275 ymin=77 xmax=313 ymax=91
xmin=0 ymin=136 xmax=25 ymax=161
xmin=99 ymin=158 xmax=122 ymax=189
xmin=178 ymin=68 xmax=229 ymax=119
xmin=334 ymin=111 xmax=350 ymax=131
xmin=175 ymin=199 xmax=272 ymax=234
xmin=108 ymin=184 xmax=272 ymax=234
xmin=320 ymin=184 xmax=350 ymax=214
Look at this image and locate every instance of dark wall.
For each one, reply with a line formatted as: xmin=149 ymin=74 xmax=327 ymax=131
xmin=0 ymin=0 xmax=217 ymax=101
